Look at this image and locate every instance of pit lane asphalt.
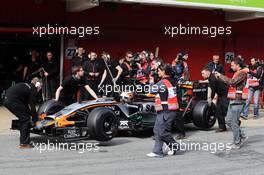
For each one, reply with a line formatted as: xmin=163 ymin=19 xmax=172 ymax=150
xmin=0 ymin=106 xmax=264 ymax=175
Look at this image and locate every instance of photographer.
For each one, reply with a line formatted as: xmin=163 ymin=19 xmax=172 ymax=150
xmin=149 ymin=52 xmax=157 ymax=68
xmin=241 ymin=58 xmax=264 ymax=120
xmin=120 ymin=51 xmax=133 ymax=85
xmin=172 ymin=52 xmax=189 ymax=81
xmin=149 ymin=58 xmax=162 ymax=84
xmin=134 ymin=51 xmax=151 ymax=84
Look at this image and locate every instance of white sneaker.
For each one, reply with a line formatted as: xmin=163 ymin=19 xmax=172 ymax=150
xmin=167 ymin=150 xmax=176 ymax=156
xmin=230 ymin=143 xmax=241 ymax=150
xmin=146 ymin=152 xmax=164 ymax=158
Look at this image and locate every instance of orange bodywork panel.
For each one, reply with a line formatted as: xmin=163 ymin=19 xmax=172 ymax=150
xmin=47 ymin=103 xmax=117 ymax=128
xmin=146 ymin=93 xmax=155 ymax=98
xmin=57 ymin=118 xmax=75 ymax=127
xmin=39 ymin=113 xmax=47 ymax=120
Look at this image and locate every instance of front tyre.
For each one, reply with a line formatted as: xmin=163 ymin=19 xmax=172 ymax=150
xmin=87 ymin=107 xmax=118 ymax=141
xmin=37 ymin=100 xmax=65 ymax=116
xmin=192 ymin=101 xmax=216 ymax=129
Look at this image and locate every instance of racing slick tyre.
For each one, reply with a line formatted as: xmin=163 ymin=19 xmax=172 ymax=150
xmin=192 ymin=100 xmax=216 ymax=129
xmin=37 ymin=100 xmax=65 ymax=116
xmin=87 ymin=107 xmax=118 ymax=141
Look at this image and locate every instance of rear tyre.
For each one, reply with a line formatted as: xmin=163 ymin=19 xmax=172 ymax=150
xmin=192 ymin=100 xmax=216 ymax=129
xmin=87 ymin=107 xmax=118 ymax=141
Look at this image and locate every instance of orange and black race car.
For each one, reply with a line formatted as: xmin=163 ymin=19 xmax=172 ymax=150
xmin=11 ymin=81 xmax=216 ymax=142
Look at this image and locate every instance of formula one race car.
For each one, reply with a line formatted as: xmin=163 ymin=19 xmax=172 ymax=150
xmin=11 ymin=80 xmax=216 ymax=142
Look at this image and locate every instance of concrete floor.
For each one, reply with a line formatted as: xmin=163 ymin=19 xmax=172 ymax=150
xmin=0 ymin=106 xmax=264 ymax=175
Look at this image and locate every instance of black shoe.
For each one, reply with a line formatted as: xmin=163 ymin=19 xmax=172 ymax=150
xmin=215 ymin=128 xmax=227 ymax=133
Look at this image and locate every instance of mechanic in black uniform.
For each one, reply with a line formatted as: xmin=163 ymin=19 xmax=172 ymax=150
xmin=201 ymin=67 xmax=229 ymax=132
xmin=71 ymin=47 xmax=88 ymax=68
xmin=3 ymin=77 xmax=42 ymax=148
xmin=147 ymin=64 xmax=180 ymax=158
xmin=55 ymin=66 xmax=98 ymax=106
xmin=42 ymin=51 xmax=59 ymax=100
xmin=98 ymin=52 xmax=122 ymax=97
xmin=82 ymin=51 xmax=102 ymax=100
xmin=23 ymin=50 xmax=41 ymax=82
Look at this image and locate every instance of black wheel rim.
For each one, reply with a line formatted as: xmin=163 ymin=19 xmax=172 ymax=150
xmin=205 ymin=106 xmax=216 ymax=126
xmin=103 ymin=115 xmax=115 ymax=134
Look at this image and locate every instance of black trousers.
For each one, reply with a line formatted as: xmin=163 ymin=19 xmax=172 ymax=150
xmin=153 ymin=111 xmax=178 ymax=154
xmin=3 ymin=99 xmax=31 ymax=144
xmin=216 ymin=96 xmax=229 ymax=129
xmin=46 ymin=77 xmax=57 ymax=100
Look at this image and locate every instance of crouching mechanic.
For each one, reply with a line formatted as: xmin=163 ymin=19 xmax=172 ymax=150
xmin=201 ymin=67 xmax=229 ymax=132
xmin=215 ymin=59 xmax=248 ymax=149
xmin=147 ymin=64 xmax=179 ymax=158
xmin=55 ymin=66 xmax=98 ymax=105
xmin=3 ymin=77 xmax=42 ymax=148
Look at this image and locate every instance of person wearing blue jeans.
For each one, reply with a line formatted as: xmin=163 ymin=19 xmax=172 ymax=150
xmin=241 ymin=58 xmax=263 ymax=120
xmin=241 ymin=88 xmax=260 ymax=119
xmin=215 ymin=59 xmax=248 ymax=149
xmin=226 ymin=102 xmax=246 ymax=145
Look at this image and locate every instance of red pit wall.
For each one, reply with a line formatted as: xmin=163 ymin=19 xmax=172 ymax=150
xmin=64 ymin=3 xmax=225 ymax=79
xmin=225 ymin=19 xmax=264 ymax=73
xmin=1 ymin=2 xmax=263 ymax=80
xmin=0 ymin=0 xmax=65 ymax=25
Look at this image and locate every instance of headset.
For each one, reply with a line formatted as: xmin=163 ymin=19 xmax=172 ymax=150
xmin=88 ymin=51 xmax=97 ymax=59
